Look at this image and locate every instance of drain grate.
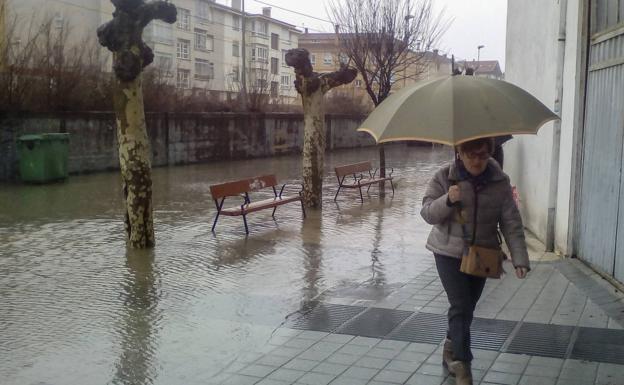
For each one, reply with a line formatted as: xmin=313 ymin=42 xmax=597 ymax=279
xmin=337 ymin=308 xmax=413 ymax=338
xmin=386 ymin=312 xmax=448 ymax=344
xmin=571 ymin=327 xmax=624 ymax=365
xmin=471 ymin=318 xmax=517 ymax=351
xmin=506 ymin=322 xmax=574 ymax=358
xmin=287 ymin=303 xmax=366 ymax=333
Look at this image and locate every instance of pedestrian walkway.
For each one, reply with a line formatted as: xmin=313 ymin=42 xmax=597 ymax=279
xmin=210 ymin=233 xmax=624 ymax=385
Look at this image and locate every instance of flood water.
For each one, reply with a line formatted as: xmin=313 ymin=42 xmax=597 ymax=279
xmin=0 ymin=144 xmax=453 ymax=385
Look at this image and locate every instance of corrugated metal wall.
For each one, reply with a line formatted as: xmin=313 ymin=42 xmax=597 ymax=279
xmin=578 ymin=0 xmax=624 ymax=281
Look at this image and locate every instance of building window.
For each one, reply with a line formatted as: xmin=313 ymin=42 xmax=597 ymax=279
xmin=176 ymin=69 xmax=190 ymax=88
xmin=323 ymin=53 xmax=333 ymax=65
xmin=280 ymin=74 xmax=290 ymax=87
xmin=154 ymin=52 xmax=173 ymax=76
xmin=310 ymin=54 xmax=316 ymax=65
xmin=196 ymin=1 xmax=211 ymax=23
xmin=256 ymin=79 xmax=267 ymax=89
xmin=195 ymin=59 xmax=214 ymax=80
xmin=151 ymin=22 xmax=173 ymax=45
xmin=232 ymin=15 xmax=240 ymax=30
xmin=177 ymin=8 xmax=190 ymax=30
xmin=270 ymin=57 xmax=278 ymax=75
xmin=194 ymin=29 xmax=213 ymax=51
xmin=176 ymin=39 xmax=190 ymax=60
xmin=232 ymin=66 xmax=239 ymax=82
xmin=252 ymin=45 xmax=268 ymax=62
xmin=354 ymin=79 xmax=362 ymax=87
xmin=281 ymin=50 xmax=288 ymax=66
xmin=271 ymin=33 xmax=279 ymax=50
xmin=54 ymin=12 xmax=64 ymax=30
xmin=252 ymin=20 xmax=268 ymax=36
xmin=232 ymin=41 xmax=239 ymax=57
xmin=339 ymin=53 xmax=349 ymax=65
xmin=270 ymin=81 xmax=279 ymax=97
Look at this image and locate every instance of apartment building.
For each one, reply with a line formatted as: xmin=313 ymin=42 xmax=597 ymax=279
xmin=298 ymin=32 xmax=452 ymax=104
xmin=2 ymin=0 xmax=301 ymax=101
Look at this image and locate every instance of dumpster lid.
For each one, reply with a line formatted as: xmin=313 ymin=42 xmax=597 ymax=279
xmin=17 ymin=134 xmax=45 ymax=141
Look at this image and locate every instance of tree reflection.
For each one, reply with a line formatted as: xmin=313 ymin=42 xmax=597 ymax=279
xmin=300 ymin=210 xmax=325 ymax=308
xmin=112 ymin=249 xmax=161 ymax=385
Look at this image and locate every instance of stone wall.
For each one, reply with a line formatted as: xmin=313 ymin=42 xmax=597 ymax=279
xmin=0 ymin=112 xmax=373 ymax=182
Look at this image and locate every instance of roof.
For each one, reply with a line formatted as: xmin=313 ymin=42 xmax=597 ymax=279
xmin=299 ymin=33 xmax=452 ymax=63
xmin=462 ymin=60 xmax=502 ymax=75
xmin=209 ymin=2 xmax=302 ymax=32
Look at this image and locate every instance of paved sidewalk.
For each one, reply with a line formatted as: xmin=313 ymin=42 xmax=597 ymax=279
xmin=210 ymin=233 xmax=624 ymax=385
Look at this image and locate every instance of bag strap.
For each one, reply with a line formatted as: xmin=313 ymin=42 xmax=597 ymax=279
xmin=451 ymin=181 xmax=474 ymax=246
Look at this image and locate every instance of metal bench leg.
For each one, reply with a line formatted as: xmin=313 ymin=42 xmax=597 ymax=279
xmin=212 ymin=198 xmax=225 ymax=233
xmin=334 ymin=185 xmax=342 ymax=201
xmin=211 ymin=212 xmax=221 ymax=232
xmin=359 ymin=185 xmax=364 ymax=203
xmin=272 ymin=206 xmax=277 ymax=218
xmin=366 ymin=183 xmax=372 ymax=193
xmin=390 ymin=179 xmax=395 ymax=196
xmin=242 ymin=214 xmax=249 ymax=234
xmin=300 ymin=200 xmax=306 ymax=218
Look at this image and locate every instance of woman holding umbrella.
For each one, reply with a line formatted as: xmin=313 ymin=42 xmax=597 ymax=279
xmin=357 ymin=75 xmax=558 ymax=384
xmin=420 ymin=137 xmax=530 ymax=385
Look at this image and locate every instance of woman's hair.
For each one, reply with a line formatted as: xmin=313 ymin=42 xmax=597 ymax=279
xmin=457 ymin=138 xmax=495 ymax=154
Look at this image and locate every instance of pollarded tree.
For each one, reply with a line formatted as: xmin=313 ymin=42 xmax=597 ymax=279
xmin=286 ymin=48 xmax=357 ymax=208
xmin=97 ymin=0 xmax=176 ymax=248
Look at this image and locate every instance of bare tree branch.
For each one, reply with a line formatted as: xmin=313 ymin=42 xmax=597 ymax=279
xmin=328 ymin=0 xmax=450 ymax=106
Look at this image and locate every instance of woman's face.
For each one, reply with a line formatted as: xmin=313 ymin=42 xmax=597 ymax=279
xmin=459 ymin=143 xmax=490 ymax=176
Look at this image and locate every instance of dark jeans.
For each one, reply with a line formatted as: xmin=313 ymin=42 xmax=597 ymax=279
xmin=434 ymin=253 xmax=486 ymax=362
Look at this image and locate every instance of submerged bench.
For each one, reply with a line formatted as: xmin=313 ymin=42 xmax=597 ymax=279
xmin=209 ymin=175 xmax=305 ymax=234
xmin=334 ymin=161 xmax=394 ymax=203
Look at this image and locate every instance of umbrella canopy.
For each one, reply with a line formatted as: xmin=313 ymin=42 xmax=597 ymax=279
xmin=357 ymin=75 xmax=559 ymax=146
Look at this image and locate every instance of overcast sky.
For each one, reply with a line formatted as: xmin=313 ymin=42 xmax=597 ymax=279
xmin=223 ymin=0 xmax=508 ymax=71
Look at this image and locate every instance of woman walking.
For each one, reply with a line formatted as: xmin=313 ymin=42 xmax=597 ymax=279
xmin=420 ymin=138 xmax=530 ymax=385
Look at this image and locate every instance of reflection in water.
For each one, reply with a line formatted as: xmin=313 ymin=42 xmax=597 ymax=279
xmin=112 ymin=249 xmax=161 ymax=385
xmin=300 ymin=210 xmax=324 ymax=308
xmin=368 ymin=201 xmax=387 ymax=287
xmin=0 ymin=145 xmax=455 ymax=384
xmin=211 ymin=235 xmax=277 ymax=270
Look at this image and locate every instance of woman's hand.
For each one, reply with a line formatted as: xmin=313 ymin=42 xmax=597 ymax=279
xmin=448 ymin=185 xmax=461 ymax=203
xmin=515 ymin=267 xmax=528 ymax=279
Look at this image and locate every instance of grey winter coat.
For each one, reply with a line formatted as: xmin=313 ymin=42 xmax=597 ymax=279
xmin=420 ymin=159 xmax=530 ymax=269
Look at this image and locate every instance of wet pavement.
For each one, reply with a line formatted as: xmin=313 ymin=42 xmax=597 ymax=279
xmin=2 ymin=144 xmax=624 ymax=385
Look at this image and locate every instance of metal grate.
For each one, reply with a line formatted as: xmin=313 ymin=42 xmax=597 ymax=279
xmin=471 ymin=318 xmax=517 ymax=351
xmin=506 ymin=322 xmax=574 ymax=358
xmin=337 ymin=308 xmax=413 ymax=338
xmin=386 ymin=312 xmax=448 ymax=344
xmin=287 ymin=303 xmax=367 ymax=333
xmin=571 ymin=327 xmax=624 ymax=365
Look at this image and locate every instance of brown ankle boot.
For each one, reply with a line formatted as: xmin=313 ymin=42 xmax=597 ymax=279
xmin=448 ymin=361 xmax=473 ymax=385
xmin=442 ymin=338 xmax=454 ymax=373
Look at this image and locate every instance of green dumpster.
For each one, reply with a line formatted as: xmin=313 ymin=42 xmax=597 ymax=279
xmin=17 ymin=133 xmax=70 ymax=183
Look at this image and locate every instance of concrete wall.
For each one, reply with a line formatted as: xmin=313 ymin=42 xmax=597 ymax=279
xmin=505 ymin=0 xmax=585 ymax=255
xmin=0 ymin=112 xmax=373 ymax=182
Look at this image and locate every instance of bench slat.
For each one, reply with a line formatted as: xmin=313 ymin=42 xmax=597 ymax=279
xmin=210 ymin=175 xmax=278 ymax=199
xmin=339 ymin=176 xmax=393 ymax=188
xmin=220 ymin=195 xmax=302 ymax=216
xmin=335 ymin=161 xmax=373 ymax=177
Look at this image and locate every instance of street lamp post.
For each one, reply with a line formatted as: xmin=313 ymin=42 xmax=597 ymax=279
xmin=477 ymin=44 xmax=485 ymax=72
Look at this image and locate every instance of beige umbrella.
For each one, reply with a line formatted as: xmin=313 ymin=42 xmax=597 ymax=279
xmin=357 ymin=75 xmax=559 ymax=145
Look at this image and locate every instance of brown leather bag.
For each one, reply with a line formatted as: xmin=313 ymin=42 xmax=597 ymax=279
xmin=460 ymin=245 xmax=503 ymax=278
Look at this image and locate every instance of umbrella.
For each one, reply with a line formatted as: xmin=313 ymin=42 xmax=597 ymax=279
xmin=357 ymin=75 xmax=559 ymax=146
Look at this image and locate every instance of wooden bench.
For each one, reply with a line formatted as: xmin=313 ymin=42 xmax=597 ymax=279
xmin=209 ymin=174 xmax=305 ymax=234
xmin=334 ymin=161 xmax=394 ymax=203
